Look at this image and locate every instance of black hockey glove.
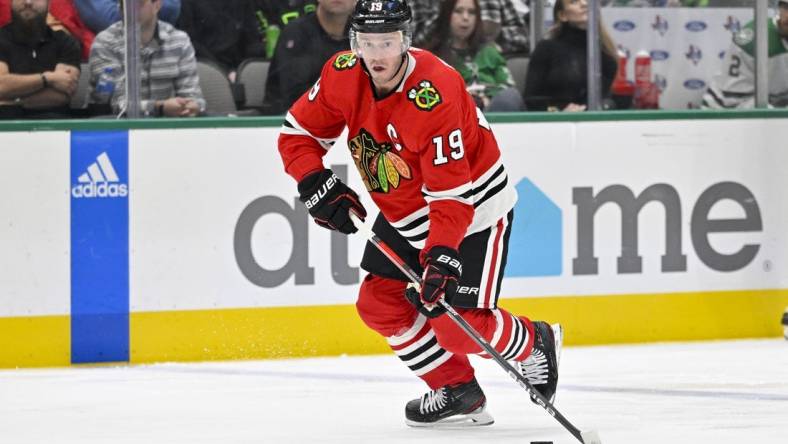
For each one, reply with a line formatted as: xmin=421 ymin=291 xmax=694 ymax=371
xmin=298 ymin=169 xmax=367 ymax=234
xmin=408 ymin=246 xmax=462 ymax=318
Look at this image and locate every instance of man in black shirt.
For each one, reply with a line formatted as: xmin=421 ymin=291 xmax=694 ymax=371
xmin=177 ymin=0 xmax=265 ymax=78
xmin=261 ymin=0 xmax=354 ymax=115
xmin=0 ymin=0 xmax=81 ymax=118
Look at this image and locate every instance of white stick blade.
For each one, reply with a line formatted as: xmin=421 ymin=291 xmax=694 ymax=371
xmin=581 ymin=430 xmax=602 ymax=444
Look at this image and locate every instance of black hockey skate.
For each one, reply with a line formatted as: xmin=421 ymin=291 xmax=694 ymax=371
xmin=518 ymin=321 xmax=562 ymax=404
xmin=405 ymin=378 xmax=494 ymax=427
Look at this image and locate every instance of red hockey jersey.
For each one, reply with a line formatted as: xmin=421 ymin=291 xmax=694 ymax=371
xmin=278 ymin=48 xmax=517 ymax=252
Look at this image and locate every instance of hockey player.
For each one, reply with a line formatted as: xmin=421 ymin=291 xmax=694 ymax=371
xmin=277 ymin=0 xmax=561 ymax=427
xmin=702 ymin=0 xmax=788 ymax=109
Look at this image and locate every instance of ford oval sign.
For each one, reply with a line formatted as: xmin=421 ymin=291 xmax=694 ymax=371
xmin=614 ymin=20 xmax=636 ymax=32
xmin=650 ymin=50 xmax=670 ymax=61
xmin=683 ymin=79 xmax=706 ymax=90
xmin=685 ymin=21 xmax=707 ymax=32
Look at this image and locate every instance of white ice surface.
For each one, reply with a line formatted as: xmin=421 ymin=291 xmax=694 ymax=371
xmin=1 ymin=339 xmax=786 ymax=444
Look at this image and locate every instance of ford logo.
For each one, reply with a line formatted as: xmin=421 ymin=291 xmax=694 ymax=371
xmin=613 ymin=20 xmax=636 ymax=32
xmin=650 ymin=50 xmax=670 ymax=61
xmin=685 ymin=21 xmax=707 ymax=32
xmin=683 ymin=79 xmax=706 ymax=90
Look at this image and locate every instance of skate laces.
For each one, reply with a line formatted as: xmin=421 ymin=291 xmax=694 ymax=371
xmin=419 ymin=388 xmax=448 ymax=413
xmin=520 ymin=348 xmax=548 ymax=384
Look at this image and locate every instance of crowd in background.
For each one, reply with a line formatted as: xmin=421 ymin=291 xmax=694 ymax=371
xmin=0 ymin=0 xmax=784 ymax=119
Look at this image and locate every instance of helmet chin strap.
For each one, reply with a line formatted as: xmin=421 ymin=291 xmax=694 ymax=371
xmin=386 ymin=53 xmax=408 ymax=83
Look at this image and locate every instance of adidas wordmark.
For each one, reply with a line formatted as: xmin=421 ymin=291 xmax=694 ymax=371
xmin=71 ymin=152 xmax=128 ymax=199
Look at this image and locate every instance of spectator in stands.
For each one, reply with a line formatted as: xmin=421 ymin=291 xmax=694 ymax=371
xmin=410 ymin=0 xmax=438 ymax=48
xmin=262 ymin=0 xmax=354 ymax=115
xmin=1 ymin=0 xmax=94 ymax=60
xmin=74 ymin=0 xmax=180 ymax=34
xmin=523 ymin=0 xmax=617 ymax=111
xmin=88 ymin=0 xmax=204 ymax=117
xmin=478 ymin=0 xmax=528 ymax=54
xmin=702 ymin=0 xmax=788 ymax=109
xmin=412 ymin=0 xmax=527 ymax=55
xmin=0 ymin=0 xmax=80 ymax=119
xmin=425 ymin=0 xmax=522 ymax=111
xmin=253 ymin=0 xmax=316 ymax=58
xmin=176 ymin=0 xmax=264 ymax=80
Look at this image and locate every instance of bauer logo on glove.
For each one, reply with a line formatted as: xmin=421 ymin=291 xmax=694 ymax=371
xmin=303 ymin=173 xmax=338 ymax=210
xmin=435 ymin=254 xmax=462 ymax=274
xmin=297 ymin=169 xmax=367 ymax=235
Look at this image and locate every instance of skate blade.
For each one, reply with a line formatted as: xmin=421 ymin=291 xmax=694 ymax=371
xmin=405 ymin=406 xmax=494 ymax=428
xmin=551 ymin=323 xmax=564 ymax=367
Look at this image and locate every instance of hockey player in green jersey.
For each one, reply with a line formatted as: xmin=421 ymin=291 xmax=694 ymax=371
xmin=702 ymin=0 xmax=788 ymax=109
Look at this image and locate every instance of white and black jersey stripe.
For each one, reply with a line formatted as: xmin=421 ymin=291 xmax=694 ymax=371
xmin=391 ymin=160 xmax=516 ymax=249
xmin=390 ymin=207 xmax=431 ymax=249
xmin=471 ymin=160 xmax=509 ymax=209
xmin=466 ymin=159 xmax=517 ymax=235
xmin=387 ymin=314 xmax=453 ymax=377
xmin=281 ymin=112 xmax=338 ymax=150
xmin=422 ymin=182 xmax=474 ymax=206
xmin=701 ymin=86 xmax=753 ymax=109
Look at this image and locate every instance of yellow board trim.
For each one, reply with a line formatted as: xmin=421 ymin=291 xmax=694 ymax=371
xmin=130 ymin=289 xmax=788 ymax=363
xmin=0 ymin=315 xmax=70 ymax=368
xmin=130 ymin=305 xmax=389 ymax=363
xmin=2 ymin=289 xmax=787 ymax=368
xmin=499 ymin=289 xmax=788 ymax=345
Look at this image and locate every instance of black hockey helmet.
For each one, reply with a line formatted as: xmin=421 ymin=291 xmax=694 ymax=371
xmin=351 ymin=0 xmax=412 ymax=34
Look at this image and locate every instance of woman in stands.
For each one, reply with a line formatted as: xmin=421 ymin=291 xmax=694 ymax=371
xmin=524 ymin=0 xmax=617 ymax=111
xmin=424 ymin=0 xmax=522 ymax=111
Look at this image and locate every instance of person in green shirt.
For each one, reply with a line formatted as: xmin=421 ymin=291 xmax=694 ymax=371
xmin=424 ymin=0 xmax=522 ymax=111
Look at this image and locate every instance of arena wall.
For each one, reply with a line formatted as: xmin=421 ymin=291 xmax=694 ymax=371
xmin=1 ymin=111 xmax=787 ymax=368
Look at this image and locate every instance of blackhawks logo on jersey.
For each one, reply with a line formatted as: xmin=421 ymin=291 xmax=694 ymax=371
xmin=333 ymin=52 xmax=358 ymax=70
xmin=407 ymin=80 xmax=442 ymax=111
xmin=348 ymin=128 xmax=412 ymax=193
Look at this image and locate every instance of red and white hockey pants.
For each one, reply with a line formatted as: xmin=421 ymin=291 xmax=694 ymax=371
xmin=356 ymin=274 xmax=536 ymax=389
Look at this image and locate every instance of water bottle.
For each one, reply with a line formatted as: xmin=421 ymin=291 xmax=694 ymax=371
xmin=610 ymin=50 xmax=634 ymax=109
xmin=95 ymin=67 xmax=116 ymax=104
xmin=633 ymin=50 xmax=659 ymax=109
xmin=265 ymin=25 xmax=281 ymax=59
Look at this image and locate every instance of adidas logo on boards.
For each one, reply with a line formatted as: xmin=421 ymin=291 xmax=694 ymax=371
xmin=71 ymin=152 xmax=128 ymax=199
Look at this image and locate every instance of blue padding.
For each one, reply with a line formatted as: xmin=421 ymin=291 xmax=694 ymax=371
xmin=70 ymin=130 xmax=129 ymax=363
xmin=505 ymin=178 xmax=563 ymax=277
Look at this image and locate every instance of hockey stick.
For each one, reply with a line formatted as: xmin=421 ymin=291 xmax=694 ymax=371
xmin=349 ymin=213 xmax=601 ymax=444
